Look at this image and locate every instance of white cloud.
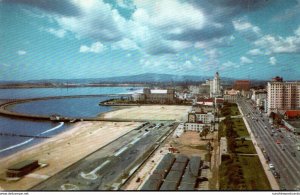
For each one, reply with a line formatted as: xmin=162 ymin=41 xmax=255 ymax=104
xmin=45 ymin=28 xmax=67 ymax=38
xmin=56 ymin=0 xmax=126 ymax=41
xmin=222 ymin=61 xmax=240 ymax=70
xmin=17 ymin=50 xmax=26 ymax=55
xmin=269 ymin=56 xmax=277 ymax=65
xmin=255 ymin=27 xmax=300 ymax=54
xmin=112 ymin=38 xmax=139 ymax=50
xmin=233 ymin=19 xmax=261 ymax=40
xmin=79 ymin=42 xmax=105 ymax=53
xmin=240 ymin=56 xmax=253 ymax=64
xmin=247 ymin=48 xmax=262 ymax=55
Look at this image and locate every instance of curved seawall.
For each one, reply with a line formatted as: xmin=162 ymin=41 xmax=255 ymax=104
xmin=0 ymin=95 xmax=150 ymax=122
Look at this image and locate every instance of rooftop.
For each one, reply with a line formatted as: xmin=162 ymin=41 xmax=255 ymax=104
xmin=284 ymin=110 xmax=300 ymax=118
xmin=151 ymin=89 xmax=168 ymax=94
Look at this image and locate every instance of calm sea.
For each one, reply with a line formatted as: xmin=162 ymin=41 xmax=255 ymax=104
xmin=0 ymin=87 xmax=141 ymax=157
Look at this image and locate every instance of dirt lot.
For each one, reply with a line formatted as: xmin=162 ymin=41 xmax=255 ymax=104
xmin=123 ymin=131 xmax=215 ymax=190
xmin=100 ymin=105 xmax=191 ymax=121
xmin=0 ymin=121 xmax=140 ymax=190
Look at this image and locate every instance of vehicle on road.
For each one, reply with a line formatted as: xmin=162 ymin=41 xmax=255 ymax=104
xmin=291 ymin=152 xmax=296 ymax=157
xmin=271 ymin=133 xmax=274 ymax=136
xmin=269 ymin=163 xmax=275 ymax=170
xmin=298 ymin=146 xmax=300 ymax=151
xmin=273 ymin=171 xmax=280 ymax=178
xmin=280 ymin=135 xmax=284 ymax=139
xmin=276 ymin=140 xmax=281 ymax=144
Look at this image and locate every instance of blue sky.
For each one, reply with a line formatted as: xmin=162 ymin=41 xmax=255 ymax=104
xmin=0 ymin=0 xmax=300 ymax=81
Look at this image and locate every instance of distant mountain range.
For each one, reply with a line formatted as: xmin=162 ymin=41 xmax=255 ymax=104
xmin=0 ymin=73 xmax=237 ymax=84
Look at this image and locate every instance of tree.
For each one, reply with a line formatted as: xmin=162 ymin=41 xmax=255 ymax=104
xmin=200 ymin=126 xmax=210 ymax=139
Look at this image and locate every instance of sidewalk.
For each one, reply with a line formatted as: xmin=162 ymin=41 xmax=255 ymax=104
xmin=237 ymin=104 xmax=280 ymax=190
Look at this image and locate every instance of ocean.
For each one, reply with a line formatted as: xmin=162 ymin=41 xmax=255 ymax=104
xmin=0 ymin=87 xmax=141 ymax=157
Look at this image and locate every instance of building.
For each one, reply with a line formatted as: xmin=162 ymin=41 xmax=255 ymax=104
xmin=209 ymin=72 xmax=222 ymax=98
xmin=251 ymin=89 xmax=267 ymax=108
xmin=233 ymin=80 xmax=250 ymax=91
xmin=6 ymin=160 xmax=39 ymax=178
xmin=284 ymin=110 xmax=300 ymax=120
xmin=282 ymin=120 xmax=300 ymax=135
xmin=267 ymin=77 xmax=300 ymax=114
xmin=132 ymin=88 xmax=176 ymax=104
xmin=223 ymin=89 xmax=239 ymax=103
xmin=184 ymin=112 xmax=213 ymax=132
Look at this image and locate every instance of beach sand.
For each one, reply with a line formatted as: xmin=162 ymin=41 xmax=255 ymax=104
xmin=100 ymin=105 xmax=191 ymax=121
xmin=0 ymin=121 xmax=140 ymax=190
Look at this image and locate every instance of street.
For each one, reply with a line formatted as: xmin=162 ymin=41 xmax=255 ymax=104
xmin=237 ymin=98 xmax=300 ymax=190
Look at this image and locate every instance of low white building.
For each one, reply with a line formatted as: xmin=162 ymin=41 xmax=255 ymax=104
xmin=184 ymin=122 xmax=212 ymax=132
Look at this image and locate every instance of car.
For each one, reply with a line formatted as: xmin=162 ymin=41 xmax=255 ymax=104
xmin=273 ymin=171 xmax=280 ymax=178
xmin=277 ymin=129 xmax=281 ymax=132
xmin=271 ymin=133 xmax=274 ymax=136
xmin=269 ymin=163 xmax=275 ymax=169
xmin=282 ymin=146 xmax=285 ymax=151
xmin=280 ymin=135 xmax=284 ymax=139
xmin=271 ymin=130 xmax=275 ymax=133
xmin=298 ymin=146 xmax=300 ymax=151
xmin=276 ymin=140 xmax=281 ymax=144
xmin=264 ymin=126 xmax=267 ymax=129
xmin=291 ymin=152 xmax=296 ymax=157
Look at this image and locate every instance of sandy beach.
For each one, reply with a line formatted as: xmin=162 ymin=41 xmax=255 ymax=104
xmin=0 ymin=121 xmax=140 ymax=190
xmin=100 ymin=105 xmax=191 ymax=121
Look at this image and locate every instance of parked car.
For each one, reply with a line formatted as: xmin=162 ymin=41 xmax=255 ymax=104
xmin=269 ymin=163 xmax=275 ymax=170
xmin=291 ymin=152 xmax=296 ymax=157
xmin=276 ymin=140 xmax=281 ymax=144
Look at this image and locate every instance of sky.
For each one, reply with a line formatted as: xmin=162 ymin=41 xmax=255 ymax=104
xmin=0 ymin=0 xmax=300 ymax=81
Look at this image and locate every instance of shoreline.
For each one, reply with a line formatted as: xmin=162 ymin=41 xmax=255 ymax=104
xmin=0 ymin=120 xmax=140 ymax=190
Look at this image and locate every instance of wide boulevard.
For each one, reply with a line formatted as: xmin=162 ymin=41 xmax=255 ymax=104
xmin=238 ymin=98 xmax=300 ymax=190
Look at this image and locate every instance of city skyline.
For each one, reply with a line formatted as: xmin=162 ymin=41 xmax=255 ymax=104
xmin=1 ymin=0 xmax=300 ymax=81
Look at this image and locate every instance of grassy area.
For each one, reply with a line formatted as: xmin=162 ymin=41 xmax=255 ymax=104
xmin=238 ymin=155 xmax=271 ymax=190
xmin=232 ymin=118 xmax=249 ymax=137
xmin=219 ymin=102 xmax=271 ymax=190
xmin=220 ymin=155 xmax=271 ymax=190
xmin=235 ymin=140 xmax=256 ymax=154
xmin=230 ymin=104 xmax=240 ymax=116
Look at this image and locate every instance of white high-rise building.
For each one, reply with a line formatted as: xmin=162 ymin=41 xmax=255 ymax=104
xmin=267 ymin=76 xmax=300 ymax=115
xmin=210 ymin=72 xmax=221 ymax=97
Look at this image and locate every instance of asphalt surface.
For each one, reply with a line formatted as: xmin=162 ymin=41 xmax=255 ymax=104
xmin=31 ymin=122 xmax=176 ymax=190
xmin=237 ymin=98 xmax=300 ymax=190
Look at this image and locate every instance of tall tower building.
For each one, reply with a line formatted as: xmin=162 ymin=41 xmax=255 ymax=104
xmin=210 ymin=72 xmax=221 ymax=97
xmin=267 ymin=76 xmax=300 ymax=115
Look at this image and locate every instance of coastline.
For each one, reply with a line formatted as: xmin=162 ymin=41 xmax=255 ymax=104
xmin=0 ymin=120 xmax=140 ymax=190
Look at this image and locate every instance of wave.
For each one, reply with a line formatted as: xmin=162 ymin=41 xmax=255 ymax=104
xmin=0 ymin=122 xmax=64 ymax=154
xmin=39 ymin=122 xmax=64 ymax=135
xmin=0 ymin=138 xmax=34 ymax=153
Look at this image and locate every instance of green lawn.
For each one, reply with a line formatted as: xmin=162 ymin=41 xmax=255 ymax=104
xmin=230 ymin=104 xmax=240 ymax=116
xmin=238 ymin=155 xmax=271 ymax=190
xmin=220 ymin=155 xmax=271 ymax=190
xmin=233 ymin=118 xmax=250 ymax=137
xmin=235 ymin=140 xmax=256 ymax=154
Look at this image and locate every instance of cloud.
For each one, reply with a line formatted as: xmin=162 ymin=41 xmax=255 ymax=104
xmin=269 ymin=57 xmax=277 ymax=65
xmin=255 ymin=27 xmax=300 ymax=54
xmin=240 ymin=56 xmax=253 ymax=64
xmin=17 ymin=50 xmax=26 ymax=55
xmin=3 ymin=0 xmax=81 ymax=16
xmin=45 ymin=28 xmax=67 ymax=38
xmin=79 ymin=42 xmax=105 ymax=53
xmin=112 ymin=38 xmax=139 ymax=50
xmin=116 ymin=0 xmax=135 ymax=10
xmin=221 ymin=61 xmax=240 ymax=70
xmin=233 ymin=19 xmax=261 ymax=40
xmin=56 ymin=0 xmax=126 ymax=42
xmin=247 ymin=48 xmax=262 ymax=55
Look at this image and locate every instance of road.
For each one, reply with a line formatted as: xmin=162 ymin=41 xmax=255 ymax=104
xmin=237 ymin=98 xmax=300 ymax=190
xmin=31 ymin=122 xmax=176 ymax=190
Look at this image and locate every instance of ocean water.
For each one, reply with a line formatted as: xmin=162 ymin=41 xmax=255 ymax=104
xmin=0 ymin=87 xmax=140 ymax=158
